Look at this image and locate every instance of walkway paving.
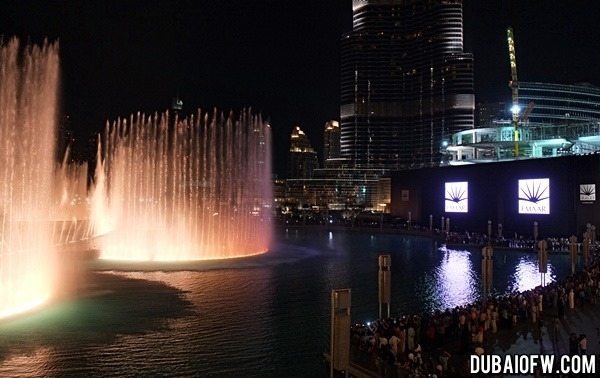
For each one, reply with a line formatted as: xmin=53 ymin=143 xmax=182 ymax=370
xmin=488 ymin=305 xmax=600 ymax=356
xmin=456 ymin=303 xmax=600 ymax=377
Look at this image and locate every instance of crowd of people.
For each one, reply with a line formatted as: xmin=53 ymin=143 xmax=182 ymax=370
xmin=391 ymin=219 xmax=590 ymax=253
xmin=348 ymin=243 xmax=600 ymax=377
xmin=443 ymin=231 xmax=586 ymax=252
xmin=280 ymin=214 xmax=597 ymax=256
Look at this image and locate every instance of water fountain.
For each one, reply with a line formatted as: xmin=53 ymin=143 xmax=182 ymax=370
xmin=93 ymin=109 xmax=272 ymax=261
xmin=0 ymin=39 xmax=60 ymax=319
xmin=53 ymin=148 xmax=94 ymax=244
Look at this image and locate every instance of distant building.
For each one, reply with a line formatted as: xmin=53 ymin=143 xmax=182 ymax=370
xmin=288 ymin=126 xmax=319 ymax=179
xmin=171 ymin=96 xmax=183 ymax=112
xmin=374 ymin=177 xmax=391 ymax=213
xmin=448 ymin=82 xmax=600 ymax=162
xmin=272 ymin=176 xmax=286 ymax=207
xmin=475 ymin=102 xmax=508 ymax=127
xmin=285 ymin=164 xmax=382 ymax=210
xmin=340 ymin=0 xmax=474 ymax=170
xmin=520 ymin=82 xmax=600 ymax=125
xmin=323 ymin=120 xmax=341 ymax=161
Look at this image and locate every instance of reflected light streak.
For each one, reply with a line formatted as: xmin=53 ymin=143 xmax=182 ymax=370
xmin=0 ymin=346 xmax=53 ymax=377
xmin=435 ymin=247 xmax=477 ymax=308
xmin=100 ymin=248 xmax=268 ymax=262
xmin=512 ymin=257 xmax=555 ymax=292
xmin=327 ymin=231 xmax=334 ymax=249
xmin=0 ymin=294 xmax=49 ymax=320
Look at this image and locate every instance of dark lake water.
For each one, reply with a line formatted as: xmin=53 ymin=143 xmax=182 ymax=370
xmin=0 ymin=229 xmax=574 ymax=376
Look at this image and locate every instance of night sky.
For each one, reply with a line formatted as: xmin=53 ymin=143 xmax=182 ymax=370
xmin=1 ymin=1 xmax=599 ymax=175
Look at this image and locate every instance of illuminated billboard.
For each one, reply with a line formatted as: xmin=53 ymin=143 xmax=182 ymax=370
xmin=445 ymin=181 xmax=468 ymax=213
xmin=518 ymin=178 xmax=550 ymax=214
xmin=580 ymin=184 xmax=596 ymax=202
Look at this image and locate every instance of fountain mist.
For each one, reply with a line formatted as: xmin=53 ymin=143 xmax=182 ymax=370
xmin=93 ymin=109 xmax=272 ymax=261
xmin=0 ymin=39 xmax=60 ymax=319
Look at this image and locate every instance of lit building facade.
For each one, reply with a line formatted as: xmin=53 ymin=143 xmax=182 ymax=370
xmin=285 ymin=165 xmax=383 ymax=209
xmin=520 ymin=82 xmax=600 ymax=125
xmin=288 ymin=126 xmax=319 ymax=179
xmin=323 ymin=120 xmax=341 ymax=162
xmin=448 ymin=82 xmax=600 ymax=162
xmin=340 ymin=0 xmax=474 ymax=170
xmin=282 ymin=126 xmax=382 ymax=210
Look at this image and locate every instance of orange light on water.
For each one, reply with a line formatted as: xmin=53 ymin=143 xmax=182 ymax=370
xmin=0 ymin=266 xmax=54 ymax=320
xmin=100 ymin=248 xmax=268 ymax=262
xmin=0 ymin=294 xmax=50 ymax=321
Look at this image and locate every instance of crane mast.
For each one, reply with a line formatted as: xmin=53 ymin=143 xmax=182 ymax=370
xmin=507 ymin=27 xmax=520 ymax=158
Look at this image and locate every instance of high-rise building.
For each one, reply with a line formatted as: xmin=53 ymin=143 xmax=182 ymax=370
xmin=288 ymin=126 xmax=319 ymax=179
xmin=518 ymin=82 xmax=600 ymax=125
xmin=323 ymin=120 xmax=341 ymax=161
xmin=341 ymin=0 xmax=474 ymax=170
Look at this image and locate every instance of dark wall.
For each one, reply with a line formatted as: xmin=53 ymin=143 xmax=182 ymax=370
xmin=391 ymin=155 xmax=600 ymax=238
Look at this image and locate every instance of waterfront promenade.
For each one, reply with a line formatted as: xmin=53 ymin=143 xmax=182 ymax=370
xmin=281 ymin=222 xmax=580 ymax=255
xmin=309 ymin=219 xmax=600 ymax=377
xmin=345 ymin=242 xmax=600 ymax=377
xmin=489 ymin=303 xmax=600 ymax=356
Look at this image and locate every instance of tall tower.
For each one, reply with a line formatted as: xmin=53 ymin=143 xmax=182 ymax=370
xmin=288 ymin=126 xmax=319 ymax=179
xmin=323 ymin=120 xmax=341 ymax=161
xmin=341 ymin=0 xmax=474 ymax=170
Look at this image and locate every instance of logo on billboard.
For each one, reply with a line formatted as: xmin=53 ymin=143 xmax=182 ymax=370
xmin=445 ymin=182 xmax=468 ymax=213
xmin=518 ymin=178 xmax=550 ymax=214
xmin=580 ymin=184 xmax=596 ymax=202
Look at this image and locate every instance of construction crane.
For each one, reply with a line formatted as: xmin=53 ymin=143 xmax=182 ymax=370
xmin=507 ymin=26 xmax=520 ymax=158
xmin=522 ymin=101 xmax=535 ymax=124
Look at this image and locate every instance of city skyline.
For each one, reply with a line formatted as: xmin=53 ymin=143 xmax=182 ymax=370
xmin=1 ymin=3 xmax=600 ymax=375
xmin=1 ymin=0 xmax=598 ymax=175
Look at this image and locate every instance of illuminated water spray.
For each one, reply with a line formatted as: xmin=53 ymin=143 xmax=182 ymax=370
xmin=0 ymin=39 xmax=59 ymax=319
xmin=93 ymin=109 xmax=272 ymax=261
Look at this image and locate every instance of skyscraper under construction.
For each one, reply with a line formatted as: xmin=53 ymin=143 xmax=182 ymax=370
xmin=340 ymin=0 xmax=474 ymax=170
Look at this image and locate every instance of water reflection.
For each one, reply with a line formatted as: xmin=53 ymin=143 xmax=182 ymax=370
xmin=510 ymin=256 xmax=555 ymax=293
xmin=0 ymin=232 xmax=574 ymax=376
xmin=434 ymin=247 xmax=478 ymax=309
xmin=0 ymin=272 xmax=193 ymax=376
xmin=0 ymin=347 xmax=53 ymax=377
xmin=435 ymin=246 xmax=561 ymax=302
xmin=431 ymin=247 xmax=558 ymax=310
xmin=109 ymin=269 xmax=277 ymax=375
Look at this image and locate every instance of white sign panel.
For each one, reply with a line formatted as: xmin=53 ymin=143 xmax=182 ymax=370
xmin=518 ymin=178 xmax=550 ymax=214
xmin=445 ymin=181 xmax=468 ymax=213
xmin=580 ymin=184 xmax=596 ymax=202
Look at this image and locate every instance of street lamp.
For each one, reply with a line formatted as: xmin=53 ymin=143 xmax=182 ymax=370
xmin=511 ymin=104 xmax=521 ymax=115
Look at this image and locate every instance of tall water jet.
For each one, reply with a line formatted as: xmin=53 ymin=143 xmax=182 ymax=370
xmin=52 ymin=148 xmax=94 ymax=244
xmin=93 ymin=109 xmax=272 ymax=261
xmin=0 ymin=39 xmax=60 ymax=319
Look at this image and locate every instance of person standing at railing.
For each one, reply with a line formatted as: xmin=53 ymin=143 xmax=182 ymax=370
xmin=569 ymin=288 xmax=575 ymax=309
xmin=579 ymin=334 xmax=587 ymax=354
